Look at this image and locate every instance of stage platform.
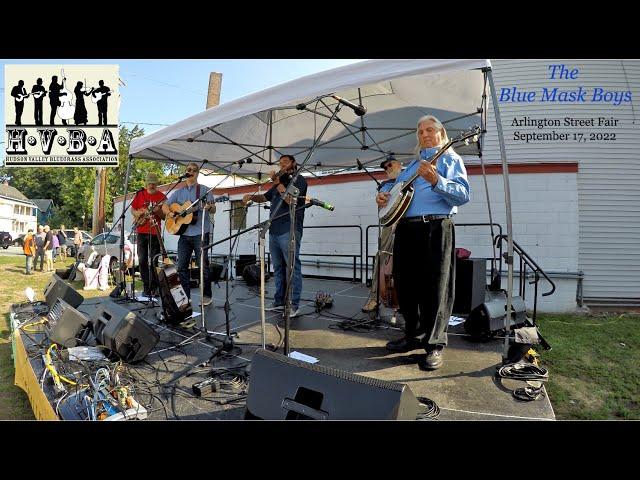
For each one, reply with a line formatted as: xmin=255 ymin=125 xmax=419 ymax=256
xmin=15 ymin=277 xmax=555 ymax=421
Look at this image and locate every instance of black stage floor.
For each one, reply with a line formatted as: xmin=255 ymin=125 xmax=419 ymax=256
xmin=22 ymin=277 xmax=555 ymax=420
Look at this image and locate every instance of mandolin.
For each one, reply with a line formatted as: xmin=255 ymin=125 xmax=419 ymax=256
xmin=165 ymin=196 xmax=229 ymax=235
xmin=132 ymin=201 xmax=166 ymax=228
xmin=378 ymin=126 xmax=480 ymax=227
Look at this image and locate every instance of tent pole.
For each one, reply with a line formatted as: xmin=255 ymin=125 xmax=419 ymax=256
xmin=487 ymin=69 xmax=514 ymax=360
xmin=120 ymin=154 xmax=132 ymax=297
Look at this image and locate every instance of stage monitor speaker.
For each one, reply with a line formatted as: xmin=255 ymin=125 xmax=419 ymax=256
xmin=464 ymin=290 xmax=528 ymax=338
xmin=245 ymin=348 xmax=421 ymax=420
xmin=44 ymin=274 xmax=84 ymax=310
xmin=453 ymin=258 xmax=487 ymax=315
xmin=235 ymin=255 xmax=256 ymax=277
xmin=91 ymin=301 xmax=159 ymax=363
xmin=210 ymin=262 xmax=227 ymax=282
xmin=46 ymin=298 xmax=90 ymax=347
xmin=242 ymin=264 xmax=267 ymax=286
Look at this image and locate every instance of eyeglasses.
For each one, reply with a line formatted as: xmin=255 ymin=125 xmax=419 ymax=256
xmin=186 ymin=167 xmax=198 ymax=172
xmin=383 ymin=164 xmax=393 ymax=170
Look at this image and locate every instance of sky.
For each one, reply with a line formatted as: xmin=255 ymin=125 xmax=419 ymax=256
xmin=1 ymin=59 xmax=363 ymax=163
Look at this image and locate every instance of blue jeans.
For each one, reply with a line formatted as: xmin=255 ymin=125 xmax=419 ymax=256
xmin=177 ymin=234 xmax=211 ymax=299
xmin=25 ymin=255 xmax=33 ymax=274
xmin=269 ymin=229 xmax=303 ymax=307
xmin=34 ymin=248 xmax=44 ymax=270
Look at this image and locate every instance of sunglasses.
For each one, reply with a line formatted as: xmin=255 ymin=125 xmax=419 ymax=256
xmin=186 ymin=167 xmax=198 ymax=172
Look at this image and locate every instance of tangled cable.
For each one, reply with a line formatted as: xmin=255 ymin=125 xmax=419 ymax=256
xmin=496 ymin=362 xmax=549 ymax=382
xmin=496 ymin=362 xmax=549 ymax=402
xmin=416 ymin=397 xmax=440 ymax=420
xmin=314 ymin=291 xmax=333 ymax=313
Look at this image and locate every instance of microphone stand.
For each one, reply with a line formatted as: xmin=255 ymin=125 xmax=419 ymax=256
xmin=202 ymin=202 xmax=315 ymax=352
xmin=357 ymin=158 xmax=382 ymax=189
xmin=176 ymin=162 xmax=246 ymax=344
xmin=261 ymin=100 xmax=344 ymax=356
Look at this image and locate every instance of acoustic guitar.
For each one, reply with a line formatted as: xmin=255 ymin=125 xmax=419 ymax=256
xmin=165 ymin=196 xmax=229 ymax=235
xmin=91 ymin=89 xmax=111 ymax=104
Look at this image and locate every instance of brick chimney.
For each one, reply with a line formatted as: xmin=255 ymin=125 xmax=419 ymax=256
xmin=206 ymin=72 xmax=223 ymax=109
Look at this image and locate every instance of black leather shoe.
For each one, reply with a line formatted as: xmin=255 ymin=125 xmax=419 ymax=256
xmin=386 ymin=337 xmax=421 ymax=353
xmin=418 ymin=349 xmax=444 ymax=370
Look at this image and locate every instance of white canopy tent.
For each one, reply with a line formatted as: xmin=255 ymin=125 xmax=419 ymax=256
xmin=127 ymin=59 xmax=516 ymax=357
xmin=130 ymin=60 xmax=490 ymax=176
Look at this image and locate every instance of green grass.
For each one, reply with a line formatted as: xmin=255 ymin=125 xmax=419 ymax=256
xmin=537 ymin=312 xmax=640 ymax=419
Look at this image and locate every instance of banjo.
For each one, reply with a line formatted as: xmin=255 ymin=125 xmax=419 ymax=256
xmin=378 ymin=126 xmax=481 ymax=227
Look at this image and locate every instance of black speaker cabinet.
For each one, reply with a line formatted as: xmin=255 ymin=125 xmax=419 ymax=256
xmin=245 ymin=348 xmax=421 ymax=420
xmin=242 ymin=264 xmax=265 ymax=286
xmin=235 ymin=255 xmax=256 ymax=277
xmin=46 ymin=298 xmax=90 ymax=347
xmin=91 ymin=301 xmax=159 ymax=363
xmin=464 ymin=290 xmax=528 ymax=338
xmin=453 ymin=258 xmax=487 ymax=315
xmin=44 ymin=274 xmax=84 ymax=310
xmin=210 ymin=262 xmax=227 ymax=282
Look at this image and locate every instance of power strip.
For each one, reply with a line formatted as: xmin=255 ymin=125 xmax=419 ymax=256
xmin=103 ymin=404 xmax=148 ymax=421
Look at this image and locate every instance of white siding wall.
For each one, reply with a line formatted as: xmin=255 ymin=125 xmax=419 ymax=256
xmin=0 ymin=198 xmax=37 ymax=237
xmin=201 ymin=170 xmax=578 ymax=312
xmin=482 ymin=59 xmax=640 ymax=301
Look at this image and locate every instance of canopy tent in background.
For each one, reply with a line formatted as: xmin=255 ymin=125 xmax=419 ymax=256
xmin=127 ymin=59 xmax=516 ymax=357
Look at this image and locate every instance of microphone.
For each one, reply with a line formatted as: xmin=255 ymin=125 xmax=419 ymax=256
xmin=331 ymin=95 xmax=366 ymax=116
xmin=179 ymin=172 xmax=192 ymax=179
xmin=306 ymin=196 xmax=335 ymax=211
xmin=356 ymin=158 xmax=363 ymax=170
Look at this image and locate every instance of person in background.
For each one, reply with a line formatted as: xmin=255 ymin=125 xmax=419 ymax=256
xmin=34 ymin=225 xmax=45 ymax=272
xmin=362 ymin=156 xmax=403 ymax=313
xmin=43 ymin=225 xmax=54 ymax=272
xmin=57 ymin=225 xmax=68 ymax=261
xmin=73 ymin=227 xmax=82 ymax=260
xmin=51 ymin=229 xmax=60 ymax=263
xmin=23 ymin=229 xmax=36 ymax=275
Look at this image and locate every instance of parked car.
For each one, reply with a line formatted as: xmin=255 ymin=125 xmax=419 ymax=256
xmin=0 ymin=232 xmax=13 ymax=249
xmin=78 ymin=231 xmax=139 ymax=270
xmin=61 ymin=229 xmax=92 ymax=256
xmin=13 ymin=233 xmax=26 ymax=247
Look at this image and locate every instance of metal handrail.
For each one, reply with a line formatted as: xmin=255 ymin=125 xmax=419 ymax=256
xmin=494 ymin=234 xmax=556 ymax=322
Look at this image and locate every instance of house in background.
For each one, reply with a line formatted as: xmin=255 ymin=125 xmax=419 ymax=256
xmin=0 ymin=182 xmax=38 ymax=238
xmin=32 ymin=199 xmax=55 ymax=226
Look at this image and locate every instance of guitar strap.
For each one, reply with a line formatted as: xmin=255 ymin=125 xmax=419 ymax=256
xmin=190 ymin=184 xmax=200 ymax=225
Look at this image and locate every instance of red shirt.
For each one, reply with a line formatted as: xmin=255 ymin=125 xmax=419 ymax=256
xmin=132 ymin=189 xmax=166 ymax=234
